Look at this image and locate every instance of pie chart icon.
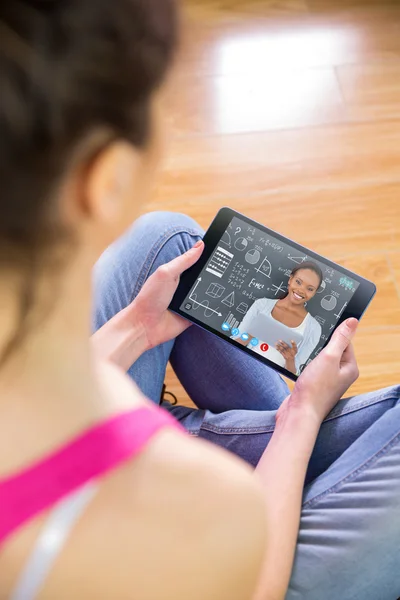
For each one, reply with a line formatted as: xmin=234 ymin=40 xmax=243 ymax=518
xmin=321 ymin=294 xmax=337 ymax=311
xmin=234 ymin=237 xmax=248 ymax=251
xmin=245 ymin=249 xmax=261 ymax=265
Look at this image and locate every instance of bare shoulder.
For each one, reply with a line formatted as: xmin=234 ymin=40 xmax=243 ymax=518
xmin=41 ymin=427 xmax=266 ymax=600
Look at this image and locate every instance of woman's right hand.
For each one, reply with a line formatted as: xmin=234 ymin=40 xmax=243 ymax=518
xmin=279 ymin=318 xmax=359 ymax=424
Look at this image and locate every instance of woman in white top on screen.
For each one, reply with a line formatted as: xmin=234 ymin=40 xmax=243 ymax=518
xmin=236 ymin=262 xmax=323 ymax=375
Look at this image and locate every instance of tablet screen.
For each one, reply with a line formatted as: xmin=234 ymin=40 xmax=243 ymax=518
xmin=179 ymin=215 xmax=360 ymax=375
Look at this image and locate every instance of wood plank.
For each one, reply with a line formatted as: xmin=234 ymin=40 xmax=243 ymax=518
xmin=307 ymin=0 xmax=400 ymax=11
xmin=148 ymin=182 xmax=399 ymax=257
xmin=154 ymin=121 xmax=400 ymax=203
xmin=350 ymin=328 xmax=400 ymax=396
xmin=166 ymin=68 xmax=343 ymax=135
xmin=338 ymin=255 xmax=400 ymax=328
xmin=177 ymin=20 xmax=356 ymax=74
xmin=387 ymin=252 xmax=400 ymax=298
xmin=164 ymin=364 xmax=192 ymax=407
xmin=337 ymin=63 xmax=400 ymax=122
xmin=182 ymin=0 xmax=308 ymax=18
xmin=175 ymin=9 xmax=400 ymax=80
xmin=151 ymin=141 xmax=400 ymax=257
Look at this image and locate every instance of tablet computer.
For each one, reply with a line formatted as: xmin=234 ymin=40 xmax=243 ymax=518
xmin=169 ymin=207 xmax=376 ymax=381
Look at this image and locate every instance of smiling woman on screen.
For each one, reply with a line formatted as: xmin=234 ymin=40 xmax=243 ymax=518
xmin=236 ymin=262 xmax=323 ymax=374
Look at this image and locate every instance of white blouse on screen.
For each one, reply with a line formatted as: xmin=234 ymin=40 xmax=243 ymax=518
xmin=233 ymin=298 xmax=322 ymax=374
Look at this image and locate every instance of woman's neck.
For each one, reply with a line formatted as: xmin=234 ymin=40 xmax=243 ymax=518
xmin=0 ymin=265 xmax=131 ymax=477
xmin=278 ymin=295 xmax=307 ymax=314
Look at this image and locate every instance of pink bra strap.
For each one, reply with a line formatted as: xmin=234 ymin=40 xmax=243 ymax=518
xmin=0 ymin=407 xmax=182 ymax=543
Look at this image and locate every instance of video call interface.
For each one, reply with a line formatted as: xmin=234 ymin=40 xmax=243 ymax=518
xmin=181 ymin=216 xmax=360 ymax=374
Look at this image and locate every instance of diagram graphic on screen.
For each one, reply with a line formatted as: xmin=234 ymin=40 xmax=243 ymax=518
xmin=204 ymin=302 xmax=219 ymax=318
xmin=236 ymin=302 xmax=249 ymax=314
xmin=255 ymin=257 xmax=272 ymax=278
xmin=222 ymin=292 xmax=235 ymax=307
xmin=321 ymin=294 xmax=338 ymax=311
xmin=288 ymin=254 xmax=308 ymax=264
xmin=225 ymin=312 xmax=240 ymax=330
xmin=245 ymin=249 xmax=261 ymax=265
xmin=220 ymin=230 xmax=232 ymax=247
xmin=206 ymin=246 xmax=234 ymax=278
xmin=206 ymin=282 xmax=225 ymax=298
xmin=271 ymin=281 xmax=287 ymax=296
xmin=334 ymin=302 xmax=348 ymax=320
xmin=234 ymin=237 xmax=248 ymax=251
xmin=189 ymin=294 xmax=222 ymax=317
xmin=315 ymin=315 xmax=326 ymax=326
xmin=188 ymin=279 xmax=223 ymax=317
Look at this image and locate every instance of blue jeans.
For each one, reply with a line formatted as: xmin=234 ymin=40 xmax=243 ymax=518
xmin=93 ymin=211 xmax=400 ymax=600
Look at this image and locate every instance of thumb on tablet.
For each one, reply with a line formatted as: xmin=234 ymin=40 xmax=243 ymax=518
xmin=160 ymin=240 xmax=204 ymax=281
xmin=326 ymin=318 xmax=358 ymax=358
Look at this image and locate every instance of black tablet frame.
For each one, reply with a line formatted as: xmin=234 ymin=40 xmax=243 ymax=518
xmin=169 ymin=207 xmax=377 ymax=382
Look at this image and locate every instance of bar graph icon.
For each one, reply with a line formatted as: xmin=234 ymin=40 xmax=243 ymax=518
xmin=225 ymin=312 xmax=239 ymax=330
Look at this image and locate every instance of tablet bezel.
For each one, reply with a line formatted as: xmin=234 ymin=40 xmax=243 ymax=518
xmin=169 ymin=207 xmax=377 ymax=381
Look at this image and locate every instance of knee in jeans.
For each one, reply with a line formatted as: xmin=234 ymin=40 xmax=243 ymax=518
xmin=133 ymin=211 xmax=203 ymax=240
xmin=92 ymin=211 xmax=203 ymax=330
xmin=129 ymin=211 xmax=204 ymax=271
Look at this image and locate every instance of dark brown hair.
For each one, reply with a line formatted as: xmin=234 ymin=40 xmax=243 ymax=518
xmin=279 ymin=261 xmax=323 ymax=301
xmin=0 ymin=0 xmax=178 ymax=363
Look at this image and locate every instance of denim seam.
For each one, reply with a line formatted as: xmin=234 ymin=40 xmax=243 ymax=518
xmin=303 ymin=429 xmax=400 ymax=508
xmin=201 ymin=392 xmax=400 ymax=435
xmin=323 ymin=397 xmax=396 ymax=421
xmin=325 ymin=387 xmax=400 ymax=421
xmin=201 ymin=424 xmax=276 ymax=435
xmin=131 ymin=226 xmax=202 ymax=302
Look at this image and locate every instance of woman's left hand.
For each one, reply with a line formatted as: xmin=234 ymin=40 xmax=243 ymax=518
xmin=129 ymin=240 xmax=204 ymax=349
xmin=275 ymin=340 xmax=298 ymax=361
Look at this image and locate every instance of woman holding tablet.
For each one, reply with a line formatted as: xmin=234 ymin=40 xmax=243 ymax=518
xmin=235 ymin=262 xmax=323 ymax=374
xmin=0 ymin=1 xmax=399 ymax=599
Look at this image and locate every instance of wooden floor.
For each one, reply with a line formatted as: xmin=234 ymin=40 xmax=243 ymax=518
xmin=145 ymin=0 xmax=400 ymax=405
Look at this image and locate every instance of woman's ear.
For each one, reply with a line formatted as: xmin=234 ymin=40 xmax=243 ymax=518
xmin=81 ymin=141 xmax=139 ymax=224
